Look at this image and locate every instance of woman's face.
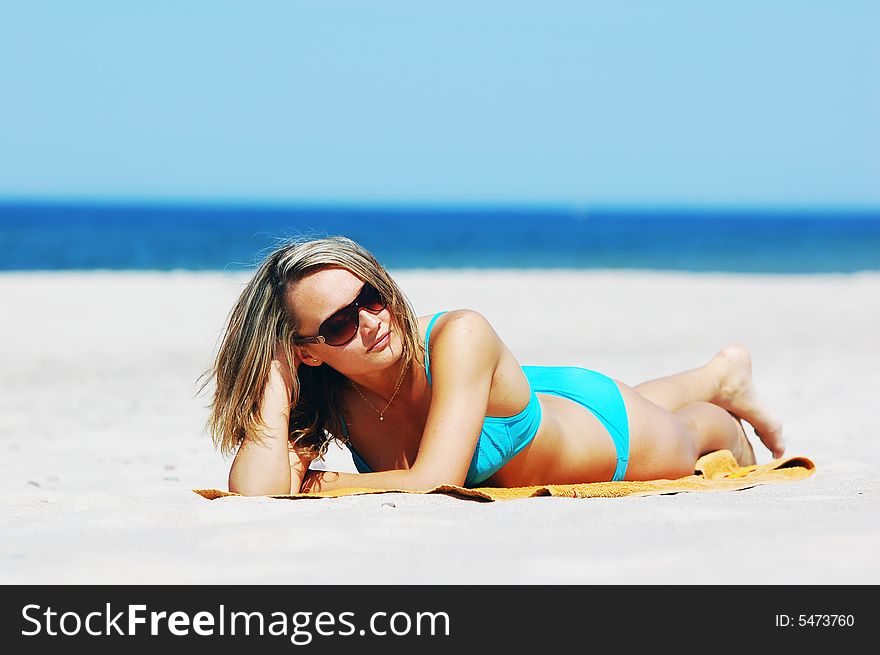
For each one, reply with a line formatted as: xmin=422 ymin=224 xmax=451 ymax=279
xmin=287 ymin=267 xmax=403 ymax=375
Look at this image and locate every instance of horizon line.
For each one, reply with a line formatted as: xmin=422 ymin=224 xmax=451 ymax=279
xmin=1 ymin=195 xmax=880 ymax=215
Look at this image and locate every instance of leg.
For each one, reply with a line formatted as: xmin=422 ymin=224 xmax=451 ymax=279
xmin=634 ymin=344 xmax=785 ymax=458
xmin=618 ymin=383 xmax=756 ymax=481
xmin=634 ymin=359 xmax=723 ymax=412
xmin=676 ymin=402 xmax=755 ymax=466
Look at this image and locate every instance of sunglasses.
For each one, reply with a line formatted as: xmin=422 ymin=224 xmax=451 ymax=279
xmin=293 ymin=282 xmax=387 ymax=346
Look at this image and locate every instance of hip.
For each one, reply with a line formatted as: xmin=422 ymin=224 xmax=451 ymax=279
xmin=482 ymin=371 xmax=630 ymax=486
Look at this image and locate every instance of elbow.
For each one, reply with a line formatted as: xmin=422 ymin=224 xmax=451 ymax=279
xmin=228 ymin=481 xmax=287 ymax=497
xmin=409 ymin=465 xmax=465 ymax=491
xmin=228 ymin=471 xmax=291 ymax=497
xmin=227 ymin=449 xmax=296 ymax=496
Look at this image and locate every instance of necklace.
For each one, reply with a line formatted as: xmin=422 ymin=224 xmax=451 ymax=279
xmin=350 ymin=362 xmax=409 ymax=421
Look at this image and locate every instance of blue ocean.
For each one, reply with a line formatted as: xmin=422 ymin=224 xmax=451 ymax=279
xmin=1 ymin=202 xmax=878 ymax=273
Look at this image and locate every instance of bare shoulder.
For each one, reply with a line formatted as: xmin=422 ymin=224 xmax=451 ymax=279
xmin=419 ymin=308 xmax=496 ymax=337
xmin=422 ymin=309 xmax=501 ymax=359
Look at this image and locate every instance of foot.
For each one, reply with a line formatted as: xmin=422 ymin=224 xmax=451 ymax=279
xmin=729 ymin=413 xmax=756 ymax=467
xmin=711 ymin=344 xmax=786 ymax=459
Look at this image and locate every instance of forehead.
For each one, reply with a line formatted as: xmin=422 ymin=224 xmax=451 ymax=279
xmin=287 ymin=267 xmax=363 ymax=328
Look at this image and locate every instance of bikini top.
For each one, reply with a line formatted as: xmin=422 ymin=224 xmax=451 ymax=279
xmin=341 ymin=311 xmax=543 ymax=487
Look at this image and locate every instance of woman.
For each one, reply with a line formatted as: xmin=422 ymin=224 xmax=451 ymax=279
xmin=204 ymin=236 xmax=784 ymax=496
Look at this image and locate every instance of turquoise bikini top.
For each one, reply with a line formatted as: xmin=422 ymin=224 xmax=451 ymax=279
xmin=342 ymin=311 xmax=543 ymax=487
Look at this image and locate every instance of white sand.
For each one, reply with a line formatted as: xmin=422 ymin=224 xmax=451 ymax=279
xmin=1 ymin=269 xmax=878 ymax=584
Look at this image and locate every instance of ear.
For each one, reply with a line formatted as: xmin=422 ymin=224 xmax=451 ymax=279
xmin=295 ymin=346 xmax=322 ymax=367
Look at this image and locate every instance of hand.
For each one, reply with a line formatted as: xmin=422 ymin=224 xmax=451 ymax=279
xmin=263 ymin=340 xmax=300 ymax=418
xmin=271 ymin=339 xmax=300 ymax=387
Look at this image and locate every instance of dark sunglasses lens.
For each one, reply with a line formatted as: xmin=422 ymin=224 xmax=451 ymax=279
xmin=316 ymin=284 xmax=386 ymax=346
xmin=359 ymin=283 xmax=386 ymax=311
xmin=319 ymin=306 xmax=359 ymax=345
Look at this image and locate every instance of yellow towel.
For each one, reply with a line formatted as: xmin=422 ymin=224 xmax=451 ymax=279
xmin=193 ymin=450 xmax=814 ymax=502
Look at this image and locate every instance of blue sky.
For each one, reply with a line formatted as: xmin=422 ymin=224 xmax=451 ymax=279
xmin=1 ymin=1 xmax=877 ymax=208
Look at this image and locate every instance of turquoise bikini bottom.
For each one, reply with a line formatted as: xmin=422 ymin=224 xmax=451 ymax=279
xmin=522 ymin=366 xmax=630 ymax=483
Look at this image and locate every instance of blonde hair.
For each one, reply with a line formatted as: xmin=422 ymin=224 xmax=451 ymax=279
xmin=201 ymin=236 xmax=423 ymax=458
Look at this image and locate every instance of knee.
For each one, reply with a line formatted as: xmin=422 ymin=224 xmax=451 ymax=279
xmin=667 ymin=414 xmax=701 ymax=476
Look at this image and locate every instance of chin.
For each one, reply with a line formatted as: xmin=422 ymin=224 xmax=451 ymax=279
xmin=385 ymin=332 xmax=405 ymax=360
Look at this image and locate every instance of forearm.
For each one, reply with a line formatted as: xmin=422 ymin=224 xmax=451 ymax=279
xmin=301 ymin=468 xmax=436 ymax=493
xmin=228 ymin=363 xmax=295 ymax=496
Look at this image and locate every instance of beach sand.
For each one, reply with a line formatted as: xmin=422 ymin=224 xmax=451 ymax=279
xmin=1 ymin=269 xmax=877 ymax=584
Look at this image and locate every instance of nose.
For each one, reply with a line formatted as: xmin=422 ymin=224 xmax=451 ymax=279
xmin=358 ymin=306 xmax=383 ymax=333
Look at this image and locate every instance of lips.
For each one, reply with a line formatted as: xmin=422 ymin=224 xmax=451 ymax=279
xmin=368 ymin=332 xmax=390 ymax=352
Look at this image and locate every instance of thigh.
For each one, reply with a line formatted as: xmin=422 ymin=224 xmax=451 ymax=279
xmin=615 ymin=381 xmax=699 ymax=481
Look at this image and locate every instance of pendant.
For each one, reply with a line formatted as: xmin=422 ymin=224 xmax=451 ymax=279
xmin=379 ymin=416 xmax=384 ymax=421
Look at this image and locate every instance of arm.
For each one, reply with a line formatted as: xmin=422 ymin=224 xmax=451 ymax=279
xmin=301 ymin=310 xmax=500 ymax=492
xmin=300 ymin=469 xmax=419 ymax=493
xmin=228 ymin=349 xmax=313 ymax=496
